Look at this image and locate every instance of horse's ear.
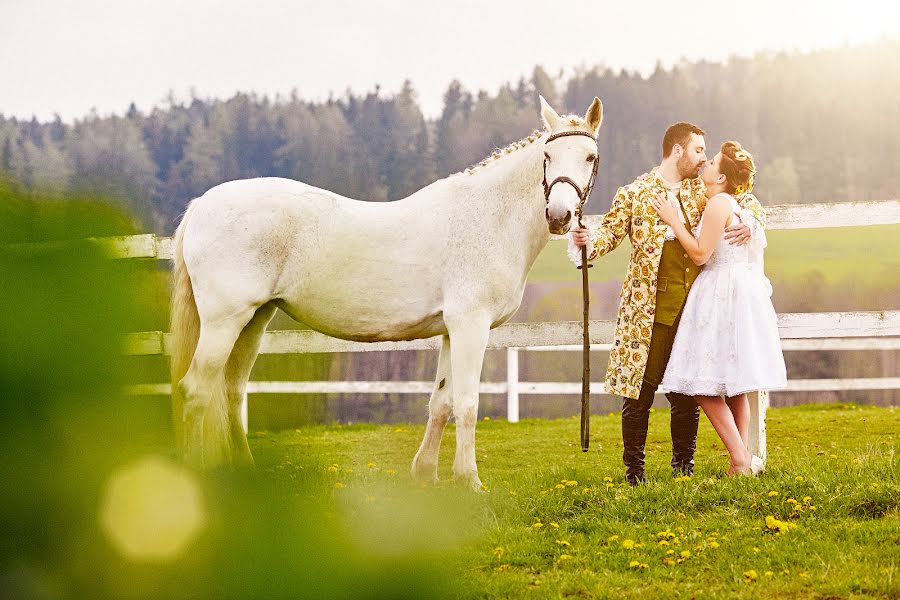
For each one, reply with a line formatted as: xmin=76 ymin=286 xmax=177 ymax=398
xmin=539 ymin=95 xmax=561 ymax=130
xmin=585 ymin=97 xmax=603 ymax=135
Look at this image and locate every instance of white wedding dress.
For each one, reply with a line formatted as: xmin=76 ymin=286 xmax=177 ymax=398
xmin=661 ymin=194 xmax=787 ymax=397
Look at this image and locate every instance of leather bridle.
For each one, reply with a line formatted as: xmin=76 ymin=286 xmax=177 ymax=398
xmin=541 ymin=130 xmax=600 ymax=219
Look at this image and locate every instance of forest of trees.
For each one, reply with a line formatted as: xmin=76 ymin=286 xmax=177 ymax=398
xmin=2 ymin=39 xmax=899 ymax=235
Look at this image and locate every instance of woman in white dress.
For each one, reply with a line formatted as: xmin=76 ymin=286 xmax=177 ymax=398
xmin=651 ymin=141 xmax=787 ymax=476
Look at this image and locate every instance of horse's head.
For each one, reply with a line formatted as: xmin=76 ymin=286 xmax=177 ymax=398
xmin=539 ymin=95 xmax=603 ymax=235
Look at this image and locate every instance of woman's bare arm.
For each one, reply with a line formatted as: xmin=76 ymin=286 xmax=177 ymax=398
xmin=651 ymin=193 xmax=733 ymax=265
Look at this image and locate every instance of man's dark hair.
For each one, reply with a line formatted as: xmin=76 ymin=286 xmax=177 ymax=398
xmin=662 ymin=122 xmax=705 ymax=158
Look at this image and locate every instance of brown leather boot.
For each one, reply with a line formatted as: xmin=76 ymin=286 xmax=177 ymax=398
xmin=622 ymin=393 xmax=654 ymax=485
xmin=668 ymin=392 xmax=699 ymax=477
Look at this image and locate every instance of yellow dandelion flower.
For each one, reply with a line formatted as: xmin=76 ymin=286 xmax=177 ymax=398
xmin=795 ymin=476 xmax=804 ymax=482
xmin=743 ymin=570 xmax=758 ymax=582
xmin=367 ymin=462 xmax=377 ymax=468
xmin=603 ymin=477 xmax=613 ymax=483
xmin=582 ymin=487 xmax=591 ymax=495
xmin=765 ymin=515 xmax=797 ymax=534
xmin=550 ymin=522 xmax=560 ymax=529
xmin=565 ymin=480 xmax=578 ymax=487
xmin=509 ymin=491 xmax=517 ymax=496
xmin=327 ymin=465 xmax=339 ymax=473
xmin=787 ymin=498 xmax=798 ymax=505
xmin=559 ymin=554 xmax=572 ymax=561
xmin=385 ymin=469 xmax=397 ymax=476
xmin=658 ymin=540 xmax=670 ymax=547
xmin=768 ymin=491 xmax=779 ymax=497
xmin=556 ymin=540 xmax=570 ymax=546
xmin=607 ymin=535 xmax=619 ymax=543
xmin=483 ymin=416 xmax=491 ymax=421
xmin=555 ymin=483 xmax=565 ymax=489
xmin=493 ymin=547 xmax=505 ymax=558
xmin=803 ymin=496 xmax=812 ymax=504
xmin=533 ymin=522 xmax=544 ymax=529
xmin=679 ymin=551 xmax=691 ymax=559
xmin=709 ymin=541 xmax=720 ymax=549
xmin=764 ymin=571 xmax=774 ymax=577
xmin=622 ymin=539 xmax=635 ymax=549
xmin=334 ymin=482 xmax=345 ymax=489
xmin=662 ymin=557 xmax=675 ymax=566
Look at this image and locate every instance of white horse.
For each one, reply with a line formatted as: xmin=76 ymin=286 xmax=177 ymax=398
xmin=171 ymin=96 xmax=603 ymax=489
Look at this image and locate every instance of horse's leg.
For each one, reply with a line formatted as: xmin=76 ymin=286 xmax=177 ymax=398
xmin=411 ymin=335 xmax=452 ymax=482
xmin=180 ymin=307 xmax=257 ymax=470
xmin=446 ymin=314 xmax=491 ymax=491
xmin=225 ymin=303 xmax=278 ymax=468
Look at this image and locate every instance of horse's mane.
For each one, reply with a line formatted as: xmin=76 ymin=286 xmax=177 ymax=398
xmin=459 ymin=115 xmax=591 ymax=176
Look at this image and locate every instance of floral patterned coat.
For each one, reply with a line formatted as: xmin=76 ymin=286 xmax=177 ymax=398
xmin=585 ymin=168 xmax=766 ymax=400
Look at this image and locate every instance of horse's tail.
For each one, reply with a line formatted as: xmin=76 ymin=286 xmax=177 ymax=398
xmin=170 ymin=201 xmax=201 ymax=457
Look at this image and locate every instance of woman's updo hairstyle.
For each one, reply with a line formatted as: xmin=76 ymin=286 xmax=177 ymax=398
xmin=719 ymin=141 xmax=756 ymax=196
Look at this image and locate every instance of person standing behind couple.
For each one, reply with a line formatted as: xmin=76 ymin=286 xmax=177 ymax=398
xmin=570 ymin=122 xmax=766 ymax=485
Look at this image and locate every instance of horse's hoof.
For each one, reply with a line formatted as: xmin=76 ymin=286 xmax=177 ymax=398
xmin=453 ymin=471 xmax=484 ymax=492
xmin=410 ymin=457 xmax=439 ymax=483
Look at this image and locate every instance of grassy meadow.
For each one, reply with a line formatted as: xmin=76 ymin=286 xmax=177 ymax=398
xmin=251 ymin=403 xmax=899 ymax=599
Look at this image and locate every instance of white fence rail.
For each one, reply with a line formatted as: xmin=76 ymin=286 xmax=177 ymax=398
xmin=125 ymin=311 xmax=900 ymax=414
xmin=110 ymin=199 xmax=900 ymax=463
xmin=101 ymin=199 xmax=900 ymax=260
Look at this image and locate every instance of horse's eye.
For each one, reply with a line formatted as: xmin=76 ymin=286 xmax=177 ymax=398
xmin=587 ymin=154 xmax=597 ymax=163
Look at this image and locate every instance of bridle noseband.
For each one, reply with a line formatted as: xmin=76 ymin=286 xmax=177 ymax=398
xmin=541 ymin=130 xmax=600 ymax=219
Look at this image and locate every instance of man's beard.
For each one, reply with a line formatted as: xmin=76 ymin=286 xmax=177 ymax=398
xmin=676 ymin=153 xmax=701 ymax=179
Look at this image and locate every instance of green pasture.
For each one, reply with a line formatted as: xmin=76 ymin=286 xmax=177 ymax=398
xmin=252 ymin=403 xmax=899 ymax=599
xmin=528 ymin=224 xmax=900 ymax=287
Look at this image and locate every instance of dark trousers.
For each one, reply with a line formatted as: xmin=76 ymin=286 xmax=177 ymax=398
xmin=622 ymin=314 xmax=700 ymax=484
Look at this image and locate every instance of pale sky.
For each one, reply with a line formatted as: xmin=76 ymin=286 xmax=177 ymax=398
xmin=3 ymin=0 xmax=899 ymax=122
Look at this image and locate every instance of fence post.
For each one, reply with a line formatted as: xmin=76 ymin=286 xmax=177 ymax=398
xmin=507 ymin=347 xmax=519 ymax=423
xmin=748 ymin=390 xmax=768 ymax=466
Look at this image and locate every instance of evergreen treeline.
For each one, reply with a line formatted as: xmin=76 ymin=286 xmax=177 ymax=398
xmin=2 ymin=40 xmax=898 ymax=234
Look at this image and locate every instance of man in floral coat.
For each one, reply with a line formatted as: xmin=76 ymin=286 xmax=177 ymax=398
xmin=571 ymin=122 xmax=765 ymax=485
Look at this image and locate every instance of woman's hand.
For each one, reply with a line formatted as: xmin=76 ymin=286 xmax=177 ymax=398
xmin=650 ymin=192 xmax=678 ymax=226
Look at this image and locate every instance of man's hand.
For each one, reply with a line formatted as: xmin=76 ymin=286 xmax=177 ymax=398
xmin=572 ymin=227 xmax=591 ymax=248
xmin=724 ymin=220 xmax=751 ymax=245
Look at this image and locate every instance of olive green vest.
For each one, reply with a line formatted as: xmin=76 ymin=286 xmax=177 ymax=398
xmin=654 ymin=197 xmax=701 ymax=325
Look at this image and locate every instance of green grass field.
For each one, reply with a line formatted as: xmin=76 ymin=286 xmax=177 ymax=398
xmin=250 ymin=403 xmax=899 ymax=599
xmin=528 ymin=224 xmax=900 ymax=286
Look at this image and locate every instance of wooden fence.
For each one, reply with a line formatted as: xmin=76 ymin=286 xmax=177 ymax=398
xmin=117 ymin=199 xmax=900 ymax=464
